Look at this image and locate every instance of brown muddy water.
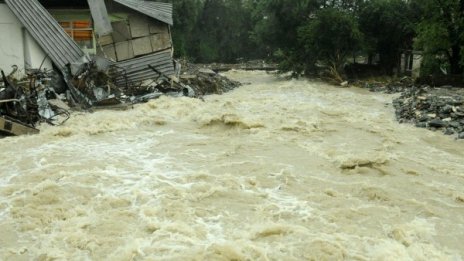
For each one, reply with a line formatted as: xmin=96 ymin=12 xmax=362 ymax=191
xmin=0 ymin=71 xmax=463 ymax=260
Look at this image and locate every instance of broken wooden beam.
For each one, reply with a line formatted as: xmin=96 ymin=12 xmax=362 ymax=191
xmin=0 ymin=116 xmax=39 ymax=136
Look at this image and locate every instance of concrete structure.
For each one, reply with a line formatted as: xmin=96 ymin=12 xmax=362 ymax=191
xmin=400 ymin=51 xmax=423 ymax=78
xmin=0 ymin=3 xmax=52 ymax=73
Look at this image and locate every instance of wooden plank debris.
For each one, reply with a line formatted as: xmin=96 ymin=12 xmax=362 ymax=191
xmin=0 ymin=116 xmax=39 ymax=136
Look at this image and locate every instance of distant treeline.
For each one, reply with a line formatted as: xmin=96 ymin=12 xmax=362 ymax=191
xmin=161 ymin=0 xmax=463 ymax=80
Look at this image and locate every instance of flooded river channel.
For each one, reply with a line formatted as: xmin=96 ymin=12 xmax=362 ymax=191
xmin=1 ymin=71 xmax=463 ymax=260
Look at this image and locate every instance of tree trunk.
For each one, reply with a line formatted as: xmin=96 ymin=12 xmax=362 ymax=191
xmin=449 ymin=45 xmax=463 ymax=75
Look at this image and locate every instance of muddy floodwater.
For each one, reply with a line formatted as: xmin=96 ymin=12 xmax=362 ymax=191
xmin=1 ymin=71 xmax=463 ymax=260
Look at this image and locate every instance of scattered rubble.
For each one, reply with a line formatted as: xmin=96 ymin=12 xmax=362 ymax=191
xmin=0 ymin=68 xmax=69 ymax=136
xmin=1 ymin=59 xmax=241 ymax=136
xmin=195 ymin=60 xmax=278 ymax=72
xmin=353 ymin=76 xmax=415 ymax=93
xmin=393 ymin=85 xmax=464 ymax=139
xmin=352 ymin=76 xmax=464 ymax=140
xmin=178 ymin=63 xmax=241 ymax=95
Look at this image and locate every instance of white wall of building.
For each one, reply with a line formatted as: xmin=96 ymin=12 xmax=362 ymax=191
xmin=23 ymin=29 xmax=53 ymax=71
xmin=0 ymin=4 xmax=24 ymax=72
xmin=0 ymin=3 xmax=52 ymax=75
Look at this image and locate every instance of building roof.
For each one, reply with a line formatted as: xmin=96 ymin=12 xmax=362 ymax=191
xmin=113 ymin=0 xmax=173 ymax=26
xmin=113 ymin=49 xmax=175 ymax=85
xmin=5 ymin=0 xmax=85 ymax=70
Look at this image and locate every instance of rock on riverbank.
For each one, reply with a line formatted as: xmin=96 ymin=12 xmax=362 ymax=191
xmin=353 ymin=77 xmax=414 ymax=93
xmin=393 ymin=85 xmax=464 ymax=138
xmin=353 ymin=77 xmax=464 ymax=139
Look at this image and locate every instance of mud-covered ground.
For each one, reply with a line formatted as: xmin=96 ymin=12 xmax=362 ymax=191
xmin=0 ymin=71 xmax=463 ymax=260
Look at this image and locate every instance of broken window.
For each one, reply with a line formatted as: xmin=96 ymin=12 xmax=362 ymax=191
xmin=59 ymin=20 xmax=94 ymax=50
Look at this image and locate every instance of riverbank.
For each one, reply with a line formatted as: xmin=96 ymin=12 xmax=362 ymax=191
xmin=394 ymin=86 xmax=464 ymax=138
xmin=352 ymin=77 xmax=464 ymax=139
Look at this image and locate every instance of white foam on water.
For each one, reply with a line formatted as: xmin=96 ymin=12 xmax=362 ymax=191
xmin=0 ymin=71 xmax=463 ymax=260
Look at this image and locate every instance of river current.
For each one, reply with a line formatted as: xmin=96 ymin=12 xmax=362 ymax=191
xmin=0 ymin=71 xmax=463 ymax=260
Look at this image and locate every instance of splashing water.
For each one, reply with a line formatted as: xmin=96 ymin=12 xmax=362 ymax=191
xmin=1 ymin=71 xmax=463 ymax=260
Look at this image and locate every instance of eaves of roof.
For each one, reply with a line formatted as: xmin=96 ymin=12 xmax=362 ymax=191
xmin=113 ymin=0 xmax=173 ymax=26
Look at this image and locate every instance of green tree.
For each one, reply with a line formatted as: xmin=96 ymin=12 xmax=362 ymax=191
xmin=358 ymin=0 xmax=416 ymax=74
xmin=160 ymin=0 xmax=203 ymax=59
xmin=414 ymin=0 xmax=464 ymax=75
xmin=190 ymin=0 xmax=257 ymax=63
xmin=251 ymin=0 xmax=321 ymax=58
xmin=294 ymin=8 xmax=363 ymax=81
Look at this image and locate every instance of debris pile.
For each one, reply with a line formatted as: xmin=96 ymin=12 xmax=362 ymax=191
xmin=0 ymin=68 xmax=70 ymax=135
xmin=354 ymin=76 xmax=415 ymax=93
xmin=1 ymin=59 xmax=241 ymax=136
xmin=393 ymin=86 xmax=464 ymax=139
xmin=179 ymin=67 xmax=241 ymax=95
xmin=195 ymin=60 xmax=278 ymax=72
xmin=351 ymin=76 xmax=464 ymax=140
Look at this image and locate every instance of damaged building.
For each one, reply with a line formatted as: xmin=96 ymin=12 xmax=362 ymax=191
xmin=0 ymin=0 xmax=180 ymax=136
xmin=0 ymin=0 xmax=240 ymax=136
xmin=0 ymin=0 xmax=176 ymax=83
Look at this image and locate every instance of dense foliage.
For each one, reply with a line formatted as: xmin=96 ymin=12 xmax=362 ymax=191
xmin=163 ymin=0 xmax=464 ymax=81
xmin=358 ymin=0 xmax=416 ymax=74
xmin=289 ymin=8 xmax=362 ymax=81
xmin=414 ymin=0 xmax=464 ymax=76
xmin=165 ymin=0 xmax=260 ymax=63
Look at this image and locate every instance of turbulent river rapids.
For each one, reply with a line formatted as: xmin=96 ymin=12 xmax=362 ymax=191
xmin=1 ymin=71 xmax=463 ymax=260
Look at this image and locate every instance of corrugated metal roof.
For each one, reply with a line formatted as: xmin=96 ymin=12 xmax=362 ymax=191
xmin=5 ymin=0 xmax=85 ymax=70
xmin=113 ymin=50 xmax=175 ymax=85
xmin=113 ymin=0 xmax=173 ymax=25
